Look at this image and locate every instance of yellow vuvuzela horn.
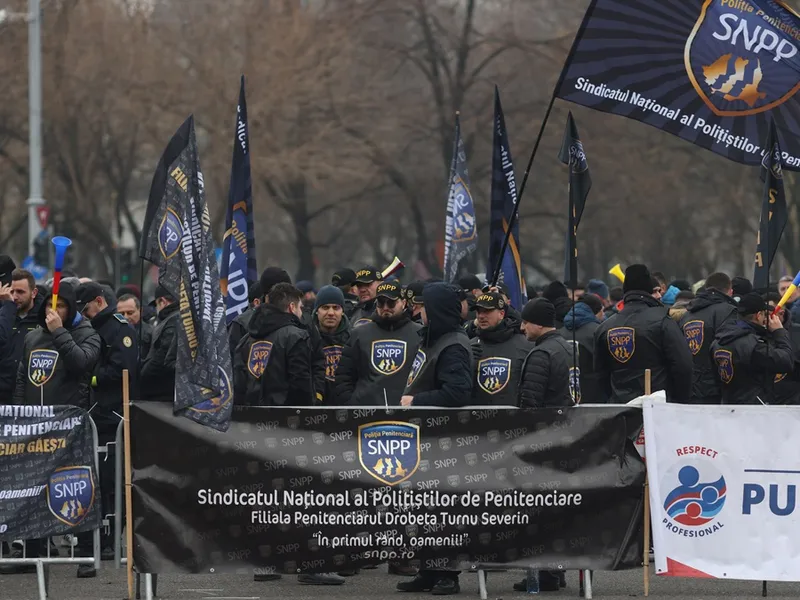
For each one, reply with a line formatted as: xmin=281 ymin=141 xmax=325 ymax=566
xmin=609 ymin=264 xmax=625 ymax=283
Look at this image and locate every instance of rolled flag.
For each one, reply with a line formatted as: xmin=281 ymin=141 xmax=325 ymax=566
xmin=50 ymin=236 xmax=72 ymax=311
xmin=380 ymin=256 xmax=404 ymax=279
xmin=774 ymin=270 xmax=800 ymax=316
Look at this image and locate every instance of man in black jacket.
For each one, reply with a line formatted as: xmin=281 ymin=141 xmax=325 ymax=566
xmin=335 ymin=281 xmax=421 ymax=405
xmin=470 ymin=291 xmax=531 ymax=405
xmin=560 ymin=294 xmax=605 ymax=404
xmin=403 ymin=281 xmax=426 ymax=324
xmin=765 ymin=293 xmax=800 ymax=405
xmin=350 ymin=266 xmax=383 ymax=327
xmin=0 ymin=268 xmax=43 ymax=402
xmin=711 ymin=293 xmax=794 ymax=405
xmin=331 ymin=268 xmax=360 ymax=318
xmin=310 ymin=285 xmax=351 ymax=404
xmin=117 ymin=293 xmax=152 ymax=359
xmin=229 ymin=267 xmax=291 ymax=362
xmin=398 ymin=282 xmax=472 ymax=596
xmin=679 ymin=272 xmax=737 ymax=404
xmin=76 ymin=281 xmax=138 ymax=573
xmin=594 ymin=264 xmax=693 ymax=403
xmin=140 ymin=285 xmax=179 ymax=401
xmin=233 ymin=283 xmax=313 ymax=406
xmin=518 ymin=298 xmax=575 ymax=408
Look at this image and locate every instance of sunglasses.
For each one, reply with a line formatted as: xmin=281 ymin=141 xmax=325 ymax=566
xmin=376 ymin=297 xmax=398 ymax=308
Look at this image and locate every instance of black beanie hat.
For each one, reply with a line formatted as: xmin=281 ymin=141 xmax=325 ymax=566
xmin=259 ymin=267 xmax=291 ymax=297
xmin=521 ymin=298 xmax=556 ymax=327
xmin=731 ymin=276 xmax=753 ymax=299
xmin=314 ymin=285 xmax=345 ymax=310
xmin=624 ymin=264 xmax=653 ymax=294
xmin=542 ymin=281 xmax=569 ymax=302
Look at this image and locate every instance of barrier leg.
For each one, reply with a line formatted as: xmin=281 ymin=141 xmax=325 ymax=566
xmin=477 ymin=569 xmax=487 ymax=600
xmin=144 ymin=573 xmax=154 ymax=600
xmin=114 ymin=420 xmax=123 ymax=568
xmin=583 ymin=569 xmax=592 ymax=599
xmin=94 ymin=527 xmax=101 ymax=572
xmin=578 ymin=569 xmax=584 ymax=596
xmin=763 ymin=581 xmax=768 ymax=596
xmin=152 ymin=573 xmax=158 ymax=597
xmin=135 ymin=573 xmax=141 ymax=600
xmin=36 ymin=561 xmax=47 ymax=600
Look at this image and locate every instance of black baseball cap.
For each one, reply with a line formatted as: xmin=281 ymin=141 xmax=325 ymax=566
xmin=76 ymin=282 xmax=105 ymax=311
xmin=737 ymin=292 xmax=768 ymax=315
xmin=404 ymin=281 xmax=425 ymax=305
xmin=458 ymin=274 xmax=483 ymax=291
xmin=376 ymin=281 xmax=402 ymax=300
xmin=331 ymin=268 xmax=356 ymax=287
xmin=149 ymin=284 xmax=175 ymax=307
xmin=354 ymin=266 xmax=383 ymax=284
xmin=0 ymin=255 xmax=16 ymax=286
xmin=474 ymin=292 xmax=506 ymax=311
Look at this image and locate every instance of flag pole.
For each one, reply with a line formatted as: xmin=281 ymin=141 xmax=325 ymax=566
xmin=123 ymin=369 xmax=134 ymax=600
xmin=490 ymin=92 xmax=557 ymax=286
xmin=643 ymin=369 xmax=651 ymax=597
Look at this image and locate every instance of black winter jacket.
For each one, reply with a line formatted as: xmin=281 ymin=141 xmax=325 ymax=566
xmin=773 ymin=322 xmax=800 ymax=405
xmin=518 ymin=330 xmax=575 ymax=408
xmin=233 ymin=304 xmax=313 ymax=406
xmin=138 ymin=320 xmax=153 ymax=361
xmin=13 ymin=285 xmax=101 ymax=409
xmin=559 ymin=303 xmax=604 ymax=404
xmin=679 ymin=290 xmax=738 ymax=404
xmin=350 ymin=298 xmax=377 ymax=328
xmin=140 ymin=302 xmax=179 ymax=400
xmin=310 ymin=313 xmax=351 ymax=404
xmin=406 ymin=283 xmax=473 ymax=408
xmin=710 ymin=320 xmax=794 ymax=405
xmin=594 ymin=292 xmax=693 ymax=403
xmin=470 ymin=315 xmax=531 ymax=405
xmin=228 ymin=307 xmax=254 ymax=363
xmin=90 ymin=307 xmax=138 ymax=430
xmin=0 ymin=294 xmax=44 ymax=401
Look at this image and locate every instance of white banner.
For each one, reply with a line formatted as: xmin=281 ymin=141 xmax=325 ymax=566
xmin=644 ymin=401 xmax=800 ymax=581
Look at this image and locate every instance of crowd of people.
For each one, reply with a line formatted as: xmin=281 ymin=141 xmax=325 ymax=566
xmin=0 ymin=251 xmax=797 ymax=593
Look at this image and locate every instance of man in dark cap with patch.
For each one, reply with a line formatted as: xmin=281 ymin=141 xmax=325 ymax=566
xmin=404 ymin=281 xmax=425 ymax=323
xmin=336 ymin=281 xmax=420 ymax=405
xmin=140 ymin=284 xmax=179 ymax=400
xmin=711 ymin=292 xmax=794 ymax=405
xmin=350 ymin=266 xmax=383 ymax=327
xmin=518 ymin=298 xmax=576 ymax=408
xmin=331 ymin=268 xmax=360 ymax=318
xmin=594 ymin=264 xmax=693 ymax=403
xmin=470 ymin=291 xmax=531 ymax=405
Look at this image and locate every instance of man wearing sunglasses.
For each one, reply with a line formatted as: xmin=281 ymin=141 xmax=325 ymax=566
xmin=335 ymin=281 xmax=421 ymax=405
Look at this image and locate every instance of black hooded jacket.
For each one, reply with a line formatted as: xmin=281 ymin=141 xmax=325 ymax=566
xmin=334 ymin=312 xmax=421 ymax=405
xmin=228 ymin=306 xmax=254 ymax=363
xmin=350 ymin=298 xmax=377 ymax=328
xmin=140 ymin=302 xmax=179 ymax=400
xmin=594 ymin=292 xmax=693 ymax=403
xmin=518 ymin=330 xmax=576 ymax=408
xmin=470 ymin=315 xmax=531 ymax=405
xmin=310 ymin=312 xmax=351 ymax=404
xmin=710 ymin=319 xmax=794 ymax=405
xmin=89 ymin=306 xmax=138 ymax=431
xmin=13 ymin=283 xmax=101 ymax=408
xmin=0 ymin=293 xmax=44 ymax=401
xmin=404 ymin=283 xmax=473 ymax=407
xmin=233 ymin=304 xmax=313 ymax=406
xmin=679 ymin=289 xmax=738 ymax=403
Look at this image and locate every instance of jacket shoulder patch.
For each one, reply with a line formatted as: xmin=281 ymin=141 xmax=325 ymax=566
xmin=114 ymin=313 xmax=128 ymax=324
xmin=607 ymin=327 xmax=635 ymax=364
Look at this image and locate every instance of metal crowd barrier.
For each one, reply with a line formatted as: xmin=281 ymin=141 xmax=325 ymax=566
xmin=0 ymin=414 xmax=102 ymax=600
xmin=124 ymin=404 xmax=609 ymax=600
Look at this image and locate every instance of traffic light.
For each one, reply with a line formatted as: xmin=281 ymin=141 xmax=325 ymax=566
xmin=33 ymin=234 xmax=49 ymax=267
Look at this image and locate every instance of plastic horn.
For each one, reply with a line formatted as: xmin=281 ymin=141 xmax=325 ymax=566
xmin=609 ymin=264 xmax=625 ymax=283
xmin=50 ymin=236 xmax=73 ymax=311
xmin=773 ymin=270 xmax=800 ymax=316
xmin=380 ymin=256 xmax=404 ymax=279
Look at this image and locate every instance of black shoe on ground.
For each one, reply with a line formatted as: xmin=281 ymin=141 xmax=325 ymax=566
xmin=298 ymin=573 xmax=345 ymax=585
xmin=77 ymin=565 xmax=96 ymax=578
xmin=337 ymin=569 xmax=360 ymax=577
xmin=101 ymin=547 xmax=115 ymax=561
xmin=253 ymin=572 xmax=282 ymax=582
xmin=388 ymin=562 xmax=418 ymax=576
xmin=0 ymin=549 xmax=37 ymax=575
xmin=362 ymin=564 xmax=378 ymax=569
xmin=396 ymin=574 xmax=436 ymax=592
xmin=513 ymin=577 xmax=527 ymax=592
xmin=431 ymin=578 xmax=460 ymax=595
xmin=539 ymin=571 xmax=561 ymax=592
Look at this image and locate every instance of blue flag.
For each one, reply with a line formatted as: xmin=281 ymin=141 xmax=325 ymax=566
xmin=221 ymin=75 xmax=257 ymax=324
xmin=486 ymin=87 xmax=526 ymax=309
xmin=443 ymin=113 xmax=478 ymax=283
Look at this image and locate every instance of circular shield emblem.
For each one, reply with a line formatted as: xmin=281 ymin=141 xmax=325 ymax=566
xmin=123 ymin=336 xmax=132 ymax=348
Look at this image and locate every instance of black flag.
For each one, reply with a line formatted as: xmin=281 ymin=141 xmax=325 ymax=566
xmin=139 ymin=116 xmax=233 ymax=431
xmin=559 ymin=112 xmax=592 ymax=288
xmin=754 ymin=120 xmax=788 ymax=290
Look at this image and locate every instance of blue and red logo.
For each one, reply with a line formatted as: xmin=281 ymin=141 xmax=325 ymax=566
xmin=664 ymin=464 xmax=727 ymax=527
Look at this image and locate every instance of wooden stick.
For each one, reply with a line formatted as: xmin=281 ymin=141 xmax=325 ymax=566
xmin=643 ymin=369 xmax=651 ymax=597
xmin=122 ymin=370 xmax=134 ymax=600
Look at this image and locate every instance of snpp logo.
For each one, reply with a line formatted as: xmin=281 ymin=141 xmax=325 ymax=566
xmin=158 ymin=208 xmax=183 ymax=260
xmin=358 ymin=421 xmax=420 ymax=486
xmin=662 ymin=461 xmax=726 ymax=536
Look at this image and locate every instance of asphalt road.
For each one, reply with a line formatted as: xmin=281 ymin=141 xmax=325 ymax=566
xmin=1 ymin=565 xmax=799 ymax=600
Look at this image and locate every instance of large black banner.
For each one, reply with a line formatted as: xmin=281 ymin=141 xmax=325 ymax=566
xmin=0 ymin=405 xmax=100 ymax=540
xmin=132 ymin=403 xmax=645 ymax=575
xmin=556 ymin=0 xmax=800 ymax=169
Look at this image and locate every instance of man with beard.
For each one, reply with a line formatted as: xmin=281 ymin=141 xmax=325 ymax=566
xmin=335 ymin=281 xmax=421 ymax=405
xmin=310 ymin=285 xmax=351 ymax=404
xmin=0 ymin=268 xmax=43 ymax=402
xmin=470 ymin=291 xmax=531 ymax=405
xmin=349 ymin=266 xmax=383 ymax=327
xmin=679 ymin=272 xmax=738 ymax=404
